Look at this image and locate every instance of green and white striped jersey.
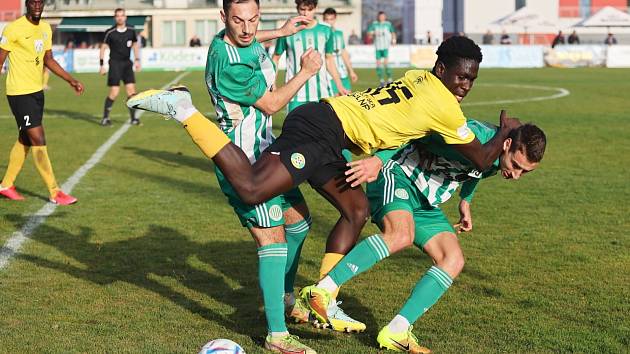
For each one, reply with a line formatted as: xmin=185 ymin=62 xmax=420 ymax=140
xmin=388 ymin=119 xmax=500 ymax=207
xmin=367 ymin=20 xmax=395 ymax=51
xmin=205 ymin=30 xmax=276 ymax=163
xmin=274 ymin=22 xmax=334 ymax=102
xmin=331 ymin=28 xmax=348 ymax=79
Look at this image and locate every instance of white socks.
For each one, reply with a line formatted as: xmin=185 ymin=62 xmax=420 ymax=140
xmin=388 ymin=314 xmax=411 ymax=334
xmin=317 ymin=275 xmax=339 ymax=293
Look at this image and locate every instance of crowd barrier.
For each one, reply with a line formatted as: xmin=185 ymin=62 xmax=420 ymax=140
xmin=46 ymin=44 xmax=630 ymax=73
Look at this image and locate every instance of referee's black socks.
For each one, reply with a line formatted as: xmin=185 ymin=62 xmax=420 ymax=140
xmin=103 ymin=97 xmax=114 ymax=119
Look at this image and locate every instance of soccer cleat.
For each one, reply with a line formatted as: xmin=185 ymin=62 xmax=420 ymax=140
xmin=0 ymin=185 xmax=25 ymax=200
xmin=126 ymin=86 xmax=191 ymax=121
xmin=377 ymin=325 xmax=432 ymax=353
xmin=264 ymin=334 xmax=317 ymax=354
xmin=313 ymin=301 xmax=366 ymax=333
xmin=100 ymin=118 xmax=112 ymax=127
xmin=130 ymin=118 xmax=142 ymax=126
xmin=50 ymin=191 xmax=77 ymax=205
xmin=285 ymin=294 xmax=311 ymax=324
xmin=299 ymin=285 xmax=332 ymax=325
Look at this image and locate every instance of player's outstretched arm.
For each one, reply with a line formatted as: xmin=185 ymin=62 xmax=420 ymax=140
xmin=256 ymin=16 xmax=310 ymax=42
xmin=255 ymin=48 xmax=322 ymax=115
xmin=326 ymin=54 xmax=349 ymax=95
xmin=44 ymin=50 xmax=84 ymax=95
xmin=453 ymin=110 xmax=520 ymax=170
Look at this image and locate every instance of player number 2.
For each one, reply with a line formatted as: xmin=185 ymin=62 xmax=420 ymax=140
xmin=23 ymin=115 xmax=31 ymax=127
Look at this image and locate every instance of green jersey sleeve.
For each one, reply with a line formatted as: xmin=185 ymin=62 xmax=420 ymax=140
xmin=218 ymin=62 xmax=268 ymax=107
xmin=459 ymin=178 xmax=480 ymax=203
xmin=325 ymin=28 xmax=334 ymax=54
xmin=274 ymin=37 xmax=287 ymax=56
xmin=388 ymin=22 xmax=396 ymax=34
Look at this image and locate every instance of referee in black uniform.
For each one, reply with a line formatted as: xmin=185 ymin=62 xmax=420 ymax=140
xmin=99 ymin=8 xmax=141 ymax=126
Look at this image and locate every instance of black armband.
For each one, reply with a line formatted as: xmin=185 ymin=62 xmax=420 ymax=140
xmin=99 ymin=59 xmax=104 ymax=66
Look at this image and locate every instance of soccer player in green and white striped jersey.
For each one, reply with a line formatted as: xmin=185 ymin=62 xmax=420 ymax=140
xmin=302 ymin=118 xmax=546 ymax=352
xmin=322 ymin=7 xmax=358 ymax=95
xmin=205 ymin=1 xmax=323 ymax=352
xmin=273 ymin=0 xmax=348 ymax=112
xmin=367 ymin=11 xmax=396 ymax=86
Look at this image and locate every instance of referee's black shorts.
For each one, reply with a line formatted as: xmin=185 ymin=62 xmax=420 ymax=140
xmin=7 ymin=90 xmax=44 ymax=131
xmin=107 ymin=59 xmax=135 ymax=86
xmin=267 ymin=102 xmax=349 ymax=188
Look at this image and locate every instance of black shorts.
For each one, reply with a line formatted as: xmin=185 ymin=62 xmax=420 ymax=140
xmin=267 ymin=102 xmax=348 ymax=187
xmin=108 ymin=59 xmax=135 ymax=86
xmin=7 ymin=91 xmax=44 ymax=131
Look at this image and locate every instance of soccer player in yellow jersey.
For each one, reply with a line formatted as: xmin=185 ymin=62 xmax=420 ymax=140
xmin=129 ymin=33 xmax=520 ymax=313
xmin=0 ymin=0 xmax=84 ymax=204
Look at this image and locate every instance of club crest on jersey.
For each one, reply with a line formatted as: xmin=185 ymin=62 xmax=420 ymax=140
xmin=127 ymin=40 xmax=133 ymax=47
xmin=268 ymin=205 xmax=283 ymax=222
xmin=394 ymin=188 xmax=409 ymax=200
xmin=34 ymin=39 xmax=44 ymax=53
xmin=290 ymin=153 xmax=306 ymax=169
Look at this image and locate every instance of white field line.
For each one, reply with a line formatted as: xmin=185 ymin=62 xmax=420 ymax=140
xmin=462 ymin=83 xmax=570 ymax=107
xmin=0 ymin=71 xmax=191 ymax=271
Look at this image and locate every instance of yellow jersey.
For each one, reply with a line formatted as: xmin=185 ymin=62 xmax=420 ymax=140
xmin=324 ymin=70 xmax=475 ymax=154
xmin=0 ymin=16 xmax=52 ymax=96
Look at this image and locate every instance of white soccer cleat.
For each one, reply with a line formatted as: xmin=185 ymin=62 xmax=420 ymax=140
xmin=126 ymin=86 xmax=192 ymax=122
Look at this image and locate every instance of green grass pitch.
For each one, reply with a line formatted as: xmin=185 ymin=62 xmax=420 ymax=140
xmin=0 ymin=68 xmax=628 ymax=353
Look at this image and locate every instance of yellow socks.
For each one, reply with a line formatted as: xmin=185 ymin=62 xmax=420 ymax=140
xmin=31 ymin=146 xmax=60 ymax=198
xmin=1 ymin=140 xmax=29 ymax=188
xmin=182 ymin=112 xmax=231 ymax=159
xmin=319 ymin=252 xmax=345 ymax=299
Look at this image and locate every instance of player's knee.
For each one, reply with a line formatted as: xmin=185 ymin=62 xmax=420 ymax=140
xmin=240 ymin=187 xmax=266 ymax=205
xmin=347 ymin=202 xmax=369 ymax=227
xmin=439 ymin=251 xmax=465 ymax=279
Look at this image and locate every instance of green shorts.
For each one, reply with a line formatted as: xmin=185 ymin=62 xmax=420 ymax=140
xmin=375 ymin=49 xmax=389 ymax=60
xmin=215 ymin=167 xmax=306 ymax=228
xmin=366 ymin=162 xmax=454 ymax=248
xmin=330 ymin=77 xmax=351 ymax=95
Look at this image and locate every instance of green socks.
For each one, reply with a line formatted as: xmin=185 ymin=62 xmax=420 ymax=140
xmin=284 ymin=216 xmax=311 ymax=293
xmin=327 ymin=234 xmax=389 ymax=286
xmin=398 ymin=266 xmax=452 ymax=324
xmin=385 ymin=65 xmax=392 ymax=81
xmin=376 ymin=65 xmax=385 ymax=82
xmin=258 ymin=243 xmax=288 ymax=333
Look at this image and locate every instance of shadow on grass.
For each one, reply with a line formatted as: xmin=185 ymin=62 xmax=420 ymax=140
xmin=123 ymin=146 xmax=214 ymax=172
xmin=44 ymin=108 xmax=102 ymax=126
xmin=8 ymin=214 xmax=369 ymax=346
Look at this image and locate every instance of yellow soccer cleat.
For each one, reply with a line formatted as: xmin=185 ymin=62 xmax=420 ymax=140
xmin=299 ymin=285 xmax=332 ymax=325
xmin=313 ymin=301 xmax=366 ymax=333
xmin=377 ymin=325 xmax=432 ymax=353
xmin=285 ymin=295 xmax=311 ymax=324
xmin=264 ymin=334 xmax=317 ymax=354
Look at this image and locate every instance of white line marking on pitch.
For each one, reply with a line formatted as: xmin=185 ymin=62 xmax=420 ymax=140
xmin=462 ymin=83 xmax=570 ymax=107
xmin=0 ymin=71 xmax=190 ymax=271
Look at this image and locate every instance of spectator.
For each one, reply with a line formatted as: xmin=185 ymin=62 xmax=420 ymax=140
xmin=500 ymin=30 xmax=511 ymax=45
xmin=425 ymin=30 xmax=433 ymax=45
xmin=458 ymin=31 xmax=466 ymax=37
xmin=348 ymin=29 xmax=361 ymax=44
xmin=64 ymin=40 xmax=75 ymax=52
xmin=138 ymin=31 xmax=148 ymax=48
xmin=189 ymin=35 xmax=202 ymax=47
xmin=604 ymin=33 xmax=617 ymax=45
xmin=551 ymin=31 xmax=565 ymax=48
xmin=567 ymin=30 xmax=579 ymax=44
xmin=482 ymin=30 xmax=494 ymax=44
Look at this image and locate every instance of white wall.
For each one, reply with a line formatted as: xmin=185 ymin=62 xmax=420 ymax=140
xmin=463 ymin=0 xmax=516 ymax=34
xmin=415 ymin=0 xmax=443 ymax=44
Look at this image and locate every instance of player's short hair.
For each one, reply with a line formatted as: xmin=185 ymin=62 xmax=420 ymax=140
xmin=223 ymin=0 xmax=260 ymax=13
xmin=323 ymin=7 xmax=337 ymax=16
xmin=435 ymin=36 xmax=483 ymax=68
xmin=509 ymin=124 xmax=547 ymax=163
xmin=296 ymin=0 xmax=318 ymax=8
xmin=114 ymin=8 xmax=125 ymax=15
xmin=378 ymin=11 xmax=386 ymax=16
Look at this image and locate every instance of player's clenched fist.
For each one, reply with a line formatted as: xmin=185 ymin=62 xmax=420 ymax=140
xmin=300 ymin=48 xmax=322 ymax=76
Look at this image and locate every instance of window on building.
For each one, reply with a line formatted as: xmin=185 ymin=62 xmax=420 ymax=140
xmin=163 ymin=20 xmax=186 ymax=46
xmin=194 ymin=20 xmax=218 ymax=45
xmin=580 ymin=0 xmax=591 ymax=18
xmin=515 ymin=0 xmax=526 ymax=10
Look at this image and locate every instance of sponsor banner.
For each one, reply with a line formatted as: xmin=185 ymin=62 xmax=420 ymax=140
xmin=73 ymin=49 xmax=102 ymax=73
xmin=480 ymin=45 xmax=544 ymax=68
xmin=410 ymin=45 xmax=438 ymax=68
xmin=544 ymin=45 xmax=607 ymax=68
xmin=606 ymin=45 xmax=630 ymax=68
xmin=52 ymin=49 xmax=73 ymax=72
xmin=142 ymin=48 xmax=207 ymax=71
xmin=346 ymin=45 xmax=411 ymax=68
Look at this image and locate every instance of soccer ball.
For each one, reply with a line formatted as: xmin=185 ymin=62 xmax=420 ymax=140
xmin=198 ymin=339 xmax=246 ymax=354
